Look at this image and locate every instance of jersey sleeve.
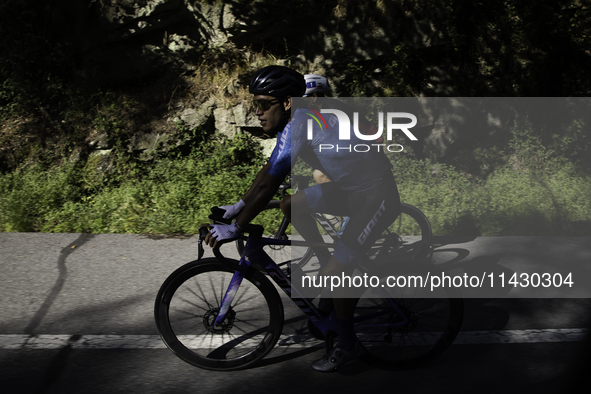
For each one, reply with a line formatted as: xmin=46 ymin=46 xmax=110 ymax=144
xmin=267 ymin=109 xmax=308 ymax=179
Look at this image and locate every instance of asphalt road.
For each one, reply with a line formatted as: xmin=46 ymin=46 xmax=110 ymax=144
xmin=1 ymin=233 xmax=590 ymax=394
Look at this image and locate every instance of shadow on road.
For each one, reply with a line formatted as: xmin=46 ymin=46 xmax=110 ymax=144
xmin=24 ymin=234 xmax=95 ymax=335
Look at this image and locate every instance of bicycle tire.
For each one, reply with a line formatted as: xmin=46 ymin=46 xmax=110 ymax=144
xmin=154 ymin=258 xmax=284 ymax=371
xmin=369 ymin=203 xmax=433 ymax=261
xmin=354 ymin=289 xmax=463 ymax=370
xmin=235 ymin=200 xmax=315 ymax=272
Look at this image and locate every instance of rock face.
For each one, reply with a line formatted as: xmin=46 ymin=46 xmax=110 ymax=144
xmin=54 ymin=1 xmax=464 ymax=158
xmin=6 ymin=1 xmax=585 ymax=173
xmin=84 ymin=0 xmax=424 ymax=81
xmin=79 ymin=1 xmax=330 ymax=152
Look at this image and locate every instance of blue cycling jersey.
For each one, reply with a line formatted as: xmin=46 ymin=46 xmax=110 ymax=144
xmin=267 ymin=107 xmax=391 ymax=191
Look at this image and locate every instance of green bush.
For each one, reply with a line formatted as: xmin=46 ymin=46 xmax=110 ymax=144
xmin=0 ymin=162 xmax=83 ymax=232
xmin=0 ymin=133 xmax=285 ymax=234
xmin=388 ymin=132 xmax=591 ymax=236
xmin=1 ymin=125 xmax=590 ymax=236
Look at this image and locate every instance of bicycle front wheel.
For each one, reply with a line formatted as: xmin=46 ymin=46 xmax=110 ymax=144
xmin=354 ymin=290 xmax=463 ymax=370
xmin=154 ymin=258 xmax=284 ymax=371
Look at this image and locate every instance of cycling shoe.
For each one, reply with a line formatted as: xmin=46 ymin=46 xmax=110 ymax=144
xmin=311 ymin=341 xmax=363 ymax=372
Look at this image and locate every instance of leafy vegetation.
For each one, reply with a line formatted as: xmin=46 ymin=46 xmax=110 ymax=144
xmin=1 ymin=0 xmax=590 ymax=236
xmin=1 ymin=125 xmax=590 ymax=235
xmin=388 ymin=122 xmax=591 ymax=236
xmin=0 ymin=133 xmax=284 ymax=234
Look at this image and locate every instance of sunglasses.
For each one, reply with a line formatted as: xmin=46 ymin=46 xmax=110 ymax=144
xmin=253 ymin=98 xmax=280 ymax=111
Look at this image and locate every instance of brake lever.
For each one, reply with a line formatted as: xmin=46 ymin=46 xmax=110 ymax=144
xmin=198 ymin=226 xmax=210 ymax=260
xmin=198 ymin=205 xmax=235 ymax=261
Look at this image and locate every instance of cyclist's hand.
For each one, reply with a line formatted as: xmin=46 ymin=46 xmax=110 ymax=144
xmin=218 ymin=199 xmax=246 ymax=220
xmin=206 ymin=222 xmax=242 ymax=247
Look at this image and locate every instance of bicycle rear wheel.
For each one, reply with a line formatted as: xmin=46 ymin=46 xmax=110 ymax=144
xmin=235 ymin=200 xmax=315 ymax=274
xmin=154 ymin=258 xmax=284 ymax=371
xmin=368 ymin=203 xmax=432 ymax=261
xmin=354 ymin=287 xmax=463 ymax=370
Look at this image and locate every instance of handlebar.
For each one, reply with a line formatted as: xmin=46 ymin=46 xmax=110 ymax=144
xmin=197 ymin=207 xmax=265 ymax=260
xmin=198 ymin=174 xmax=311 ymax=259
xmin=208 ymin=207 xmax=232 ymax=224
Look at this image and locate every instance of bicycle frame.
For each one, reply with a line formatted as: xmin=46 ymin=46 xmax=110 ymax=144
xmin=212 ymin=233 xmax=411 ymax=336
xmin=271 ymin=175 xmax=409 ymax=250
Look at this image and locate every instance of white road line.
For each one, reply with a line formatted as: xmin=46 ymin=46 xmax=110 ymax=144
xmin=453 ymin=328 xmax=588 ymax=344
xmin=0 ymin=329 xmax=587 ymax=350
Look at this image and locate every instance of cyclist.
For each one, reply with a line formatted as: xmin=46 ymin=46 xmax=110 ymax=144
xmin=304 ymin=74 xmax=377 ymax=234
xmin=304 ymin=74 xmax=335 ymax=185
xmin=304 ymin=75 xmax=341 ymax=228
xmin=203 ymin=65 xmax=401 ymax=372
xmin=304 ymin=73 xmax=382 ymax=185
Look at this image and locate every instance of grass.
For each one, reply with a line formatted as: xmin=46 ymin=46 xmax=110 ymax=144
xmin=0 ymin=133 xmax=275 ymax=234
xmin=396 ymin=160 xmax=591 ymax=236
xmin=1 ymin=128 xmax=590 ymax=236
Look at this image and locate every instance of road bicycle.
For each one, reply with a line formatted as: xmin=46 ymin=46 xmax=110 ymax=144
xmin=154 ymin=205 xmax=464 ymax=371
xmin=235 ymin=175 xmax=433 ymax=278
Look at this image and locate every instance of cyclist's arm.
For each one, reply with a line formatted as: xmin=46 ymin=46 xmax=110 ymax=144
xmin=241 ymin=162 xmax=272 ymax=205
xmin=236 ymin=112 xmax=304 ymax=228
xmin=235 ymin=170 xmax=283 ymax=228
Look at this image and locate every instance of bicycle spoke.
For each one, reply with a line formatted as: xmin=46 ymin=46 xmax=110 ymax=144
xmin=219 ymin=274 xmax=226 ymax=306
xmin=175 ymin=295 xmax=210 ymax=313
xmin=232 ymin=305 xmax=266 ymax=314
xmin=232 ymin=318 xmax=268 ymax=330
xmin=231 ymin=285 xmax=252 ymax=307
xmin=232 ymin=292 xmax=261 ymax=308
xmin=208 ymin=274 xmax=220 ymax=306
xmin=192 ymin=278 xmax=216 ymax=309
xmin=170 ymin=308 xmax=204 ymax=319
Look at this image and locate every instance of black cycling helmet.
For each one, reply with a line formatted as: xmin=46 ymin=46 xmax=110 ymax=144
xmin=249 ymin=66 xmax=306 ymax=98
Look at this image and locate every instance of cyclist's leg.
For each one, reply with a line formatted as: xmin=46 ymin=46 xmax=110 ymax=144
xmin=279 ymin=194 xmax=323 ymax=270
xmin=323 ymin=175 xmax=401 ymax=347
xmin=335 ymin=176 xmax=401 ymax=260
xmin=312 ymin=169 xmax=344 ymax=229
xmin=280 ymin=194 xmax=291 ymax=220
xmin=296 ymin=177 xmax=402 ymax=371
xmin=290 ymin=183 xmax=349 ymax=268
xmin=313 ymin=169 xmax=332 ymax=184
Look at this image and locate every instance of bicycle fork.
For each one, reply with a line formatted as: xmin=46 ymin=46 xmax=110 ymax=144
xmin=213 ymin=256 xmax=249 ymax=327
xmin=211 ymin=238 xmax=278 ymax=327
xmin=197 ymin=227 xmax=249 ymax=327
